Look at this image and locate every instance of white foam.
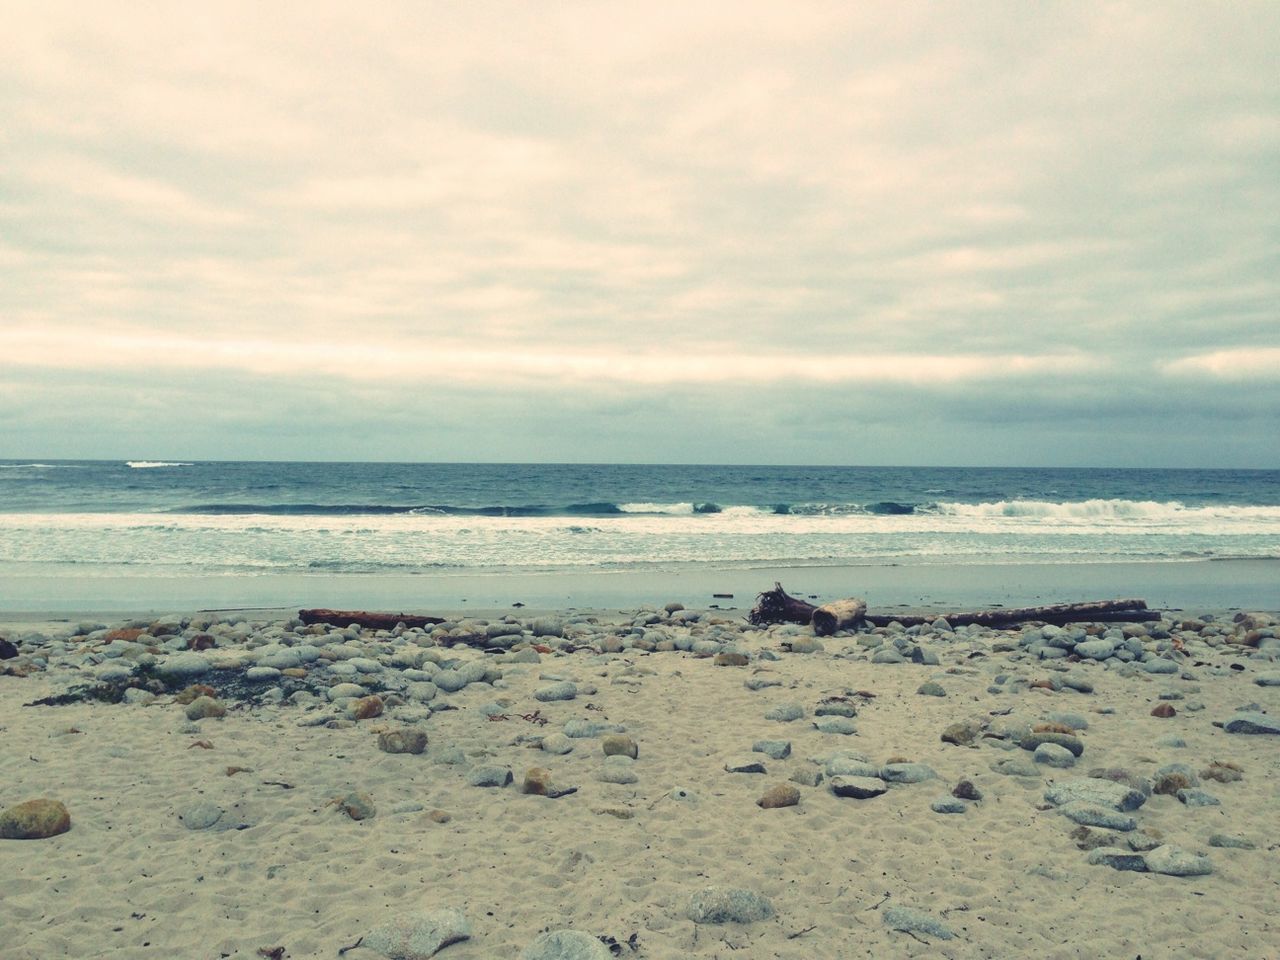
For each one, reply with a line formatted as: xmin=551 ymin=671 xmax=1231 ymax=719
xmin=126 ymin=461 xmax=193 ymax=468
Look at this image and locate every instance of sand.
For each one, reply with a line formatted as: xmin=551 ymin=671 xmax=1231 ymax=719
xmin=1 ymin=606 xmax=1277 ymax=959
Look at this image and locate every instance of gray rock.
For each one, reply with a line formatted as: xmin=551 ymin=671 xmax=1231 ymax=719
xmin=814 ymin=700 xmax=857 ymax=718
xmin=752 ymin=739 xmax=791 ymax=760
xmin=1034 ymin=743 xmax=1076 ymax=768
xmin=406 ymin=681 xmax=438 ymax=702
xmin=880 ymin=762 xmax=936 ymax=783
xmin=830 ymin=776 xmax=888 ymax=799
xmin=534 ymin=681 xmax=577 ymax=702
xmin=1144 ymin=845 xmax=1213 ymax=877
xmin=328 ymin=682 xmax=367 ymax=701
xmin=1224 ymin=711 xmax=1280 ymax=735
xmin=245 ymin=666 xmax=282 ymax=681
xmin=1058 ymin=802 xmax=1136 ymax=831
xmin=825 ymin=756 xmax=879 ymax=778
xmin=686 ymin=887 xmax=774 ymax=924
xmin=466 ymin=765 xmax=513 ymax=788
xmin=1208 ymin=833 xmax=1255 ymax=849
xmin=364 ymin=907 xmax=471 ymax=959
xmin=155 ymin=652 xmax=210 ymax=680
xmin=1074 ymin=639 xmax=1116 ymax=660
xmin=1177 ymin=788 xmax=1221 ymax=808
xmin=178 ymin=801 xmax=224 ymax=830
xmin=991 ymin=756 xmax=1041 ymax=778
xmin=744 ymin=677 xmax=783 ymax=691
xmin=790 ymin=768 xmax=824 ymax=787
xmin=882 ymin=905 xmax=953 ymax=940
xmin=764 ymin=703 xmax=805 ymax=722
xmin=1087 ymin=847 xmax=1148 ymax=872
xmin=930 ymin=798 xmax=967 ymax=814
xmin=532 ymin=618 xmax=564 ymax=638
xmin=597 ymin=764 xmax=638 ymax=785
xmin=871 ymin=648 xmax=905 ymax=664
xmin=563 ymin=719 xmax=625 ymax=739
xmin=724 ymin=757 xmax=767 ymax=774
xmin=917 ymin=681 xmax=946 ymax=697
xmin=520 ymin=929 xmax=611 ymax=960
xmin=540 ymin=733 xmax=574 ymax=755
xmin=1144 ymin=658 xmax=1179 ymax=674
xmin=1254 ymin=672 xmax=1280 ymax=687
xmin=813 ymin=717 xmax=857 ymax=735
xmin=433 ymin=669 xmax=468 ymax=693
xmin=1044 ymin=778 xmax=1146 ymax=812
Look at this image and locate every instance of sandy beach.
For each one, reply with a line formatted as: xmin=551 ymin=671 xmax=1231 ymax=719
xmin=1 ymin=600 xmax=1278 ymax=960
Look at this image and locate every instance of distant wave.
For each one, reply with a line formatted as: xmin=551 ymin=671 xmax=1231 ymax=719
xmin=127 ymin=461 xmax=193 ymax=469
xmin=0 ymin=463 xmax=78 ymax=469
xmin=930 ymin=498 xmax=1280 ymax=521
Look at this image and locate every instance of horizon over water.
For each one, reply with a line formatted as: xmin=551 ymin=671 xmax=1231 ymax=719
xmin=1 ymin=459 xmax=1277 ymax=613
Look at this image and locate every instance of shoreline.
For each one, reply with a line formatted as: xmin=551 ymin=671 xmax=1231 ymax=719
xmin=4 ymin=557 xmax=1277 ymax=622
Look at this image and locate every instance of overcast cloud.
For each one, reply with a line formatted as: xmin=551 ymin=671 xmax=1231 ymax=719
xmin=2 ymin=2 xmax=1277 ymax=466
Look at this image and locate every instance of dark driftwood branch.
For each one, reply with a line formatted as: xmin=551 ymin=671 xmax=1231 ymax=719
xmin=749 ymin=583 xmax=818 ymax=626
xmin=298 ymin=609 xmax=446 ymax=630
xmin=862 ymin=598 xmax=1153 ymax=628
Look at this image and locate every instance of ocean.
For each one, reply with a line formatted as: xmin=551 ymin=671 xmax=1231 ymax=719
xmin=1 ymin=461 xmax=1278 ymax=612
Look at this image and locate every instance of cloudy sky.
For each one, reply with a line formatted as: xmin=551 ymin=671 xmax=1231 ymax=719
xmin=2 ymin=2 xmax=1277 ymax=466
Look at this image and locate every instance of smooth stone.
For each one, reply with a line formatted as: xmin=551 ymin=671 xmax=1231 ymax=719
xmin=1074 ymin=639 xmax=1117 ymax=660
xmin=1044 ymin=778 xmax=1146 ymax=812
xmin=764 ymin=703 xmax=805 ymax=722
xmin=364 ymin=907 xmax=472 ymax=959
xmin=184 ymin=696 xmax=226 ymax=721
xmin=1058 ymin=802 xmax=1136 ymax=831
xmin=786 ymin=636 xmax=824 ymax=654
xmin=350 ymin=695 xmax=385 ymax=720
xmin=328 ymin=682 xmax=367 ymax=701
xmin=880 ymin=762 xmax=936 ymax=783
xmin=941 ymin=719 xmax=987 ymax=746
xmin=1087 ymin=847 xmax=1148 ymax=872
xmin=814 ymin=701 xmax=857 ymax=718
xmin=724 ymin=757 xmax=767 ymax=774
xmin=882 ymin=905 xmax=954 ymax=940
xmin=930 ymin=798 xmax=967 ymax=814
xmin=535 ymin=681 xmax=577 ymax=702
xmin=520 ymin=929 xmax=611 ymax=960
xmin=830 ymin=776 xmax=888 ymax=799
xmin=597 ymin=765 xmax=638 ymax=785
xmin=466 ymin=766 xmax=513 ymax=788
xmin=540 ymin=733 xmax=574 ymax=755
xmin=1224 ymin=712 xmax=1280 ymax=735
xmin=686 ymin=887 xmax=775 ymax=924
xmin=744 ymin=677 xmax=783 ymax=691
xmin=790 ymin=768 xmax=824 ymax=787
xmin=0 ymin=799 xmax=71 ymax=839
xmin=433 ymin=669 xmax=468 ymax=693
xmin=1034 ymin=743 xmax=1076 ymax=768
xmin=1144 ymin=659 xmax=1179 ymax=674
xmin=1020 ymin=732 xmax=1084 ymax=757
xmin=1208 ymin=834 xmax=1255 ymax=849
xmin=813 ymin=717 xmax=857 ymax=735
xmin=378 ymin=729 xmax=429 ymax=755
xmin=1046 ymin=712 xmax=1089 ymax=731
xmin=178 ymin=801 xmax=224 ymax=830
xmin=715 ymin=652 xmax=750 ymax=666
xmin=1177 ymin=788 xmax=1221 ymax=808
xmin=757 ymin=784 xmax=801 ymax=808
xmin=1254 ymin=672 xmax=1280 ymax=686
xmin=337 ymin=792 xmax=377 ymax=820
xmin=520 ymin=767 xmax=578 ymax=799
xmin=1144 ymin=845 xmax=1213 ymax=877
xmin=916 ymin=681 xmax=946 ymax=697
xmin=991 ymin=756 xmax=1041 ymax=778
xmin=245 ymin=666 xmax=282 ymax=681
xmin=752 ymin=739 xmax=792 ymax=760
xmin=825 ymin=756 xmax=879 ymax=778
xmin=951 ymin=780 xmax=983 ymax=801
xmin=156 ymin=652 xmax=211 ymax=680
xmin=871 ymin=648 xmax=905 ymax=664
xmin=601 ymin=734 xmax=638 ymax=759
xmin=563 ymin=719 xmax=625 ymax=738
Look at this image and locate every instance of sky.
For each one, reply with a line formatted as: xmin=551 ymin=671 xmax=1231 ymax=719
xmin=2 ymin=2 xmax=1278 ymax=467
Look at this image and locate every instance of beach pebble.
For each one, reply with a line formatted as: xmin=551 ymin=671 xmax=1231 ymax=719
xmin=1020 ymin=732 xmax=1084 ymax=757
xmin=724 ymin=757 xmax=767 ymax=774
xmin=378 ymin=728 xmax=429 ymax=755
xmin=521 ymin=767 xmax=578 ymax=799
xmin=156 ymin=652 xmax=211 ymax=680
xmin=1034 ymin=743 xmax=1076 ymax=768
xmin=433 ymin=669 xmax=468 ymax=693
xmin=715 ymin=652 xmax=749 ymax=666
xmin=1223 ymin=712 xmax=1280 ymax=735
xmin=1144 ymin=845 xmax=1213 ymax=877
xmin=880 ymin=762 xmax=936 ymax=783
xmin=1144 ymin=659 xmax=1179 ymax=674
xmin=1208 ymin=834 xmax=1255 ymax=849
xmin=1058 ymin=802 xmax=1136 ymax=831
xmin=941 ymin=719 xmax=986 ymax=746
xmin=1087 ymin=847 xmax=1148 ymax=872
xmin=178 ymin=801 xmax=224 ymax=831
xmin=1254 ymin=672 xmax=1280 ymax=686
xmin=830 ymin=776 xmax=888 ymax=799
xmin=758 ymin=784 xmax=801 ymax=808
xmin=540 ymin=733 xmax=574 ymax=755
xmin=871 ymin=648 xmax=906 ymax=664
xmin=0 ymin=799 xmax=71 ymax=839
xmin=764 ymin=703 xmax=805 ymax=722
xmin=744 ymin=677 xmax=782 ymax=691
xmin=916 ymin=681 xmax=946 ymax=697
xmin=952 ymin=780 xmax=982 ymax=801
xmin=184 ymin=696 xmax=226 ymax=720
xmin=991 ymin=756 xmax=1041 ymax=778
xmin=882 ymin=905 xmax=954 ymax=940
xmin=351 ymin=695 xmax=385 ymax=720
xmin=790 ymin=768 xmax=824 ymax=787
xmin=467 ymin=765 xmax=513 ymax=788
xmin=364 ymin=906 xmax=472 ymax=960
xmin=535 ymin=681 xmax=577 ymax=702
xmin=752 ymin=739 xmax=791 ymax=760
xmin=597 ymin=763 xmax=638 ymax=785
xmin=1176 ymin=788 xmax=1221 ymax=808
xmin=1151 ymin=703 xmax=1176 ymax=718
xmin=930 ymin=798 xmax=967 ymax=814
xmin=520 ymin=929 xmax=611 ymax=960
xmin=825 ymin=755 xmax=878 ymax=778
xmin=601 ymin=734 xmax=638 ymax=759
xmin=245 ymin=666 xmax=282 ymax=681
xmin=813 ymin=717 xmax=857 ymax=735
xmin=686 ymin=887 xmax=775 ymax=924
xmin=564 ymin=719 xmax=625 ymax=739
xmin=786 ymin=636 xmax=823 ymax=654
xmin=328 ymin=682 xmax=367 ymax=701
xmin=336 ymin=792 xmax=376 ymax=820
xmin=1044 ymin=778 xmax=1146 ymax=812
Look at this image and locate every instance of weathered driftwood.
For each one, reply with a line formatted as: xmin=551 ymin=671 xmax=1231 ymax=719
xmin=298 ymin=609 xmax=446 ymax=630
xmin=812 ymin=598 xmax=868 ymax=636
xmin=863 ymin=598 xmax=1153 ymax=629
xmin=749 ymin=583 xmax=818 ymax=626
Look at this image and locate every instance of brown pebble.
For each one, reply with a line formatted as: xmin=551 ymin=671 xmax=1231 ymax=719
xmin=351 ymin=695 xmax=384 ymax=720
xmin=1151 ymin=704 xmax=1176 ymax=718
xmin=714 ymin=652 xmax=749 ymax=667
xmin=187 ymin=634 xmax=216 ymax=651
xmin=602 ymin=734 xmax=639 ymax=759
xmin=1153 ymin=772 xmax=1194 ymax=795
xmin=225 ymin=766 xmax=252 ymax=776
xmin=174 ymin=684 xmax=217 ymax=705
xmin=1033 ymin=722 xmax=1076 ymax=734
xmin=281 ymin=667 xmax=308 ymax=679
xmin=0 ymin=799 xmax=71 ymax=839
xmin=952 ymin=779 xmax=983 ymax=802
xmin=757 ymin=784 xmax=801 ymax=809
xmin=522 ymin=767 xmax=553 ymax=795
xmin=427 ymin=809 xmax=451 ymax=823
xmin=377 ymin=728 xmax=428 ymax=755
xmin=1201 ymin=761 xmax=1243 ymax=783
xmin=185 ymin=696 xmax=226 ymax=720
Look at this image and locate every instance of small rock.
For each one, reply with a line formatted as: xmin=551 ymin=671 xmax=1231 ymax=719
xmin=930 ymin=798 xmax=966 ymax=814
xmin=466 ymin=766 xmax=513 ymax=788
xmin=0 ymin=799 xmax=71 ymax=839
xmin=882 ymin=905 xmax=953 ymax=940
xmin=597 ymin=764 xmax=638 ymax=785
xmin=336 ymin=791 xmax=376 ymax=820
xmin=790 ymin=768 xmax=824 ymax=787
xmin=1058 ymin=802 xmax=1136 ymax=831
xmin=757 ymin=784 xmax=801 ymax=808
xmin=351 ymin=695 xmax=385 ymax=720
xmin=1223 ymin=712 xmax=1280 ymax=735
xmin=764 ymin=703 xmax=805 ymax=722
xmin=724 ymin=757 xmax=767 ymax=774
xmin=1176 ymin=788 xmax=1221 ymax=808
xmin=184 ymin=696 xmax=226 ymax=720
xmin=1144 ymin=845 xmax=1213 ymax=877
xmin=178 ymin=801 xmax=224 ymax=830
xmin=1201 ymin=761 xmax=1243 ymax=783
xmin=715 ymin=652 xmax=749 ymax=667
xmin=991 ymin=756 xmax=1041 ymax=778
xmin=916 ymin=681 xmax=946 ymax=697
xmin=941 ymin=719 xmax=986 ymax=746
xmin=1087 ymin=847 xmax=1148 ymax=872
xmin=830 ymin=776 xmax=887 ymax=799
xmin=427 ymin=809 xmax=452 ymax=823
xmin=752 ymin=739 xmax=791 ymax=760
xmin=601 ymin=735 xmax=638 ymax=759
xmin=535 ymin=681 xmax=577 ymax=702
xmin=1044 ymin=778 xmax=1146 ymax=812
xmin=520 ymin=929 xmax=611 ymax=960
xmin=813 ymin=717 xmax=857 ymax=735
xmin=378 ymin=729 xmax=429 ymax=755
xmin=1020 ymin=732 xmax=1084 ymax=757
xmin=1208 ymin=833 xmax=1255 ymax=849
xmin=952 ymin=780 xmax=983 ymax=801
xmin=686 ymin=887 xmax=774 ymax=924
xmin=540 ymin=733 xmax=574 ymax=755
xmin=786 ymin=636 xmax=824 ymax=654
xmin=1034 ymin=743 xmax=1076 ymax=768
xmin=1151 ymin=703 xmax=1176 ymax=718
xmin=521 ymin=767 xmax=577 ymax=799
xmin=364 ymin=906 xmax=471 ymax=959
xmin=880 ymin=762 xmax=936 ymax=783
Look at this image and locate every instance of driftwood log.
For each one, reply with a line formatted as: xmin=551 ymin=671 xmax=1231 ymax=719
xmin=863 ymin=598 xmax=1154 ymax=628
xmin=749 ymin=583 xmax=818 ymax=625
xmin=812 ymin=598 xmax=868 ymax=636
xmin=298 ymin=609 xmax=446 ymax=630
